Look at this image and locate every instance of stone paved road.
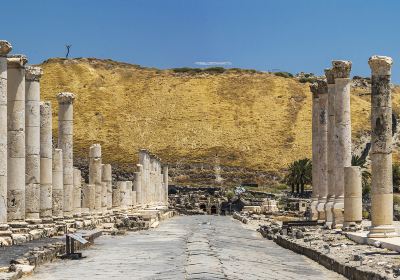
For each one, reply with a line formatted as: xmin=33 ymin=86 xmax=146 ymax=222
xmin=28 ymin=216 xmax=345 ymax=280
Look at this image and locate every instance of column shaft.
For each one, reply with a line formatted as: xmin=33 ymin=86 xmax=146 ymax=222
xmin=40 ymin=102 xmax=52 ymax=220
xmin=343 ymin=166 xmax=362 ymax=227
xmin=101 ymin=164 xmax=112 ymax=211
xmin=310 ymin=88 xmax=319 ymax=220
xmin=52 ymin=148 xmax=63 ymax=219
xmin=73 ymin=168 xmax=81 ymax=216
xmin=89 ymin=144 xmax=102 ymax=214
xmin=163 ymin=166 xmax=169 ymax=206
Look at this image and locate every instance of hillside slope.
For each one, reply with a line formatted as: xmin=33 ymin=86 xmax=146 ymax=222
xmin=38 ymin=58 xmax=400 ymax=186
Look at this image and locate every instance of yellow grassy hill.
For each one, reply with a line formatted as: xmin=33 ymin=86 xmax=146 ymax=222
xmin=38 ymin=58 xmax=400 ymax=183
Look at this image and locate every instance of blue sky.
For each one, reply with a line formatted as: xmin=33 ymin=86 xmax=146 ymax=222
xmin=3 ymin=0 xmax=400 ymax=82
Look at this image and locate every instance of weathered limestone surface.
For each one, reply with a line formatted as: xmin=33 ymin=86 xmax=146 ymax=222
xmin=139 ymin=150 xmax=150 ymax=206
xmin=332 ymin=60 xmax=352 ymax=228
xmin=56 ymin=92 xmax=75 ymax=218
xmin=89 ymin=144 xmax=102 ymax=214
xmin=101 ymin=164 xmax=111 ymax=211
xmin=368 ymin=55 xmax=396 ymax=238
xmin=118 ymin=181 xmax=130 ymax=210
xmin=73 ymin=168 xmax=81 ymax=217
xmin=7 ymin=54 xmax=28 ymax=222
xmin=52 ymin=149 xmax=63 ymax=219
xmin=324 ymin=68 xmax=335 ymax=227
xmin=134 ymin=164 xmax=143 ymax=207
xmin=25 ymin=66 xmax=43 ymax=222
xmin=343 ymin=166 xmax=362 ymax=227
xmin=39 ymin=102 xmax=52 ymax=219
xmin=0 ymin=40 xmax=12 ymax=224
xmin=131 ymin=190 xmax=137 ymax=208
xmin=163 ymin=165 xmax=169 ymax=206
xmin=82 ymin=184 xmax=95 ymax=214
xmin=112 ymin=185 xmax=121 ymax=210
xmin=310 ymin=83 xmax=319 ymax=220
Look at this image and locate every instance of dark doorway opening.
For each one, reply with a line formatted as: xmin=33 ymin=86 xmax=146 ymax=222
xmin=200 ymin=204 xmax=207 ymax=212
xmin=211 ymin=205 xmax=217 ymax=214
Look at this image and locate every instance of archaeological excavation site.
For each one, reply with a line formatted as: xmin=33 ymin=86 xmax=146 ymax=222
xmin=3 ymin=1 xmax=400 ymax=279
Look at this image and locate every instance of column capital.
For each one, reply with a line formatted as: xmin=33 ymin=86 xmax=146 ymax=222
xmin=25 ymin=66 xmax=43 ymax=82
xmin=56 ymin=92 xmax=75 ymax=104
xmin=331 ymin=60 xmax=352 ymax=79
xmin=310 ymin=79 xmax=327 ymax=96
xmin=324 ymin=68 xmax=335 ymax=84
xmin=7 ymin=54 xmax=28 ymax=68
xmin=368 ymin=55 xmax=393 ymax=76
xmin=0 ymin=40 xmax=12 ymax=56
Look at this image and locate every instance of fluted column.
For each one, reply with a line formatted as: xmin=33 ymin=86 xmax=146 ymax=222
xmin=89 ymin=144 xmax=102 ymax=214
xmin=368 ymin=56 xmax=397 ymax=238
xmin=332 ymin=60 xmax=352 ymax=228
xmin=56 ymin=92 xmax=75 ymax=218
xmin=73 ymin=168 xmax=81 ymax=217
xmin=101 ymin=164 xmax=112 ymax=211
xmin=40 ymin=102 xmax=52 ymax=221
xmin=310 ymin=85 xmax=319 ymax=220
xmin=163 ymin=165 xmax=169 ymax=206
xmin=7 ymin=55 xmax=28 ymax=223
xmin=52 ymin=148 xmax=63 ymax=219
xmin=324 ymin=68 xmax=336 ymax=228
xmin=0 ymin=41 xmax=12 ymax=224
xmin=25 ymin=66 xmax=42 ymax=223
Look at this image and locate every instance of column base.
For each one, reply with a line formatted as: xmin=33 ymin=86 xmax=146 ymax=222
xmin=368 ymin=225 xmax=398 ymax=238
xmin=324 ymin=199 xmax=334 ymax=228
xmin=342 ymin=221 xmax=362 ymax=231
xmin=332 ymin=201 xmax=344 ymax=228
xmin=26 ymin=218 xmax=42 ymax=225
xmin=317 ymin=200 xmax=326 ymax=222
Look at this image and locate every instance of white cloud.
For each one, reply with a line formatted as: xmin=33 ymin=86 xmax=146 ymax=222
xmin=194 ymin=61 xmax=232 ymax=66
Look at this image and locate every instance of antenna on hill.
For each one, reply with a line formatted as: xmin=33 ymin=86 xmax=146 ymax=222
xmin=65 ymin=44 xmax=72 ymax=59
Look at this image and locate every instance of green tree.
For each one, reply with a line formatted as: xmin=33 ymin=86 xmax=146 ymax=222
xmin=284 ymin=158 xmax=312 ymax=194
xmin=393 ymin=163 xmax=400 ymax=192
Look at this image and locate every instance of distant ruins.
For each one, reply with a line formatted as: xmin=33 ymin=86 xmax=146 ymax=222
xmin=310 ymin=56 xmax=395 ymax=237
xmin=0 ymin=40 xmax=169 ymax=245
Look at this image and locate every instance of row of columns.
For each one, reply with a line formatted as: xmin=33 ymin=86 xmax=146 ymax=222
xmin=0 ymin=40 xmax=170 ymax=230
xmin=311 ymin=56 xmax=396 ymax=237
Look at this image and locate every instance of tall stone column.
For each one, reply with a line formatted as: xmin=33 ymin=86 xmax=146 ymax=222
xmin=40 ymin=102 xmax=52 ymax=221
xmin=163 ymin=165 xmax=169 ymax=206
xmin=139 ymin=149 xmax=150 ymax=207
xmin=343 ymin=166 xmax=362 ymax=228
xmin=25 ymin=66 xmax=43 ymax=223
xmin=134 ymin=164 xmax=143 ymax=208
xmin=7 ymin=55 xmax=28 ymax=223
xmin=324 ymin=68 xmax=336 ymax=228
xmin=101 ymin=164 xmax=112 ymax=211
xmin=52 ymin=148 xmax=63 ymax=219
xmin=73 ymin=168 xmax=81 ymax=217
xmin=0 ymin=41 xmax=12 ymax=225
xmin=56 ymin=92 xmax=75 ymax=218
xmin=89 ymin=144 xmax=102 ymax=214
xmin=368 ymin=56 xmax=397 ymax=238
xmin=332 ymin=60 xmax=352 ymax=228
xmin=310 ymin=85 xmax=319 ymax=220
xmin=82 ymin=184 xmax=95 ymax=215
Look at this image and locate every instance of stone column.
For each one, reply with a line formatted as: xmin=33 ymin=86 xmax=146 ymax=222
xmin=52 ymin=148 xmax=63 ymax=219
xmin=368 ymin=56 xmax=396 ymax=238
xmin=132 ymin=190 xmax=137 ymax=208
xmin=40 ymin=102 xmax=53 ymax=221
xmin=56 ymin=92 xmax=75 ymax=218
xmin=310 ymin=84 xmax=319 ymax=220
xmin=332 ymin=60 xmax=352 ymax=228
xmin=25 ymin=66 xmax=43 ymax=223
xmin=89 ymin=144 xmax=102 ymax=214
xmin=73 ymin=168 xmax=81 ymax=217
xmin=163 ymin=165 xmax=169 ymax=206
xmin=343 ymin=166 xmax=362 ymax=228
xmin=126 ymin=181 xmax=133 ymax=209
xmin=0 ymin=41 xmax=12 ymax=225
xmin=7 ymin=55 xmax=28 ymax=223
xmin=134 ymin=164 xmax=143 ymax=208
xmin=139 ymin=149 xmax=150 ymax=207
xmin=324 ymin=68 xmax=336 ymax=228
xmin=112 ymin=183 xmax=121 ymax=210
xmin=82 ymin=183 xmax=95 ymax=215
xmin=101 ymin=164 xmax=112 ymax=211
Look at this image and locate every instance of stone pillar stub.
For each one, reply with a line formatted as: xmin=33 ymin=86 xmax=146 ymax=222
xmin=57 ymin=92 xmax=75 ymax=218
xmin=332 ymin=60 xmax=352 ymax=228
xmin=40 ymin=101 xmax=52 ymax=220
xmin=52 ymin=149 xmax=63 ymax=219
xmin=368 ymin=55 xmax=396 ymax=238
xmin=73 ymin=168 xmax=82 ymax=217
xmin=89 ymin=144 xmax=102 ymax=214
xmin=7 ymin=54 xmax=28 ymax=223
xmin=343 ymin=166 xmax=362 ymax=228
xmin=0 ymin=40 xmax=12 ymax=224
xmin=101 ymin=164 xmax=112 ymax=211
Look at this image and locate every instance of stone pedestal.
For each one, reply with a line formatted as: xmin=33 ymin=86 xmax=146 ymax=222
xmin=310 ymin=86 xmax=319 ymax=220
xmin=0 ymin=41 xmax=12 ymax=224
xmin=324 ymin=69 xmax=336 ymax=228
xmin=56 ymin=92 xmax=75 ymax=218
xmin=40 ymin=102 xmax=53 ymax=220
xmin=89 ymin=144 xmax=102 ymax=214
xmin=368 ymin=56 xmax=397 ymax=238
xmin=332 ymin=60 xmax=352 ymax=228
xmin=25 ymin=66 xmax=43 ymax=223
xmin=73 ymin=168 xmax=82 ymax=217
xmin=7 ymin=55 xmax=28 ymax=222
xmin=343 ymin=166 xmax=362 ymax=228
xmin=52 ymin=148 xmax=63 ymax=219
xmin=101 ymin=164 xmax=112 ymax=210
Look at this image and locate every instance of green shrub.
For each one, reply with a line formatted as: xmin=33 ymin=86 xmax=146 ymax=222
xmin=299 ymin=77 xmax=318 ymax=84
xmin=274 ymin=72 xmax=293 ymax=78
xmin=203 ymin=67 xmax=226 ymax=74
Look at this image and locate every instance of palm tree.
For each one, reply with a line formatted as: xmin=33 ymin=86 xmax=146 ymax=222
xmin=285 ymin=158 xmax=312 ymax=194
